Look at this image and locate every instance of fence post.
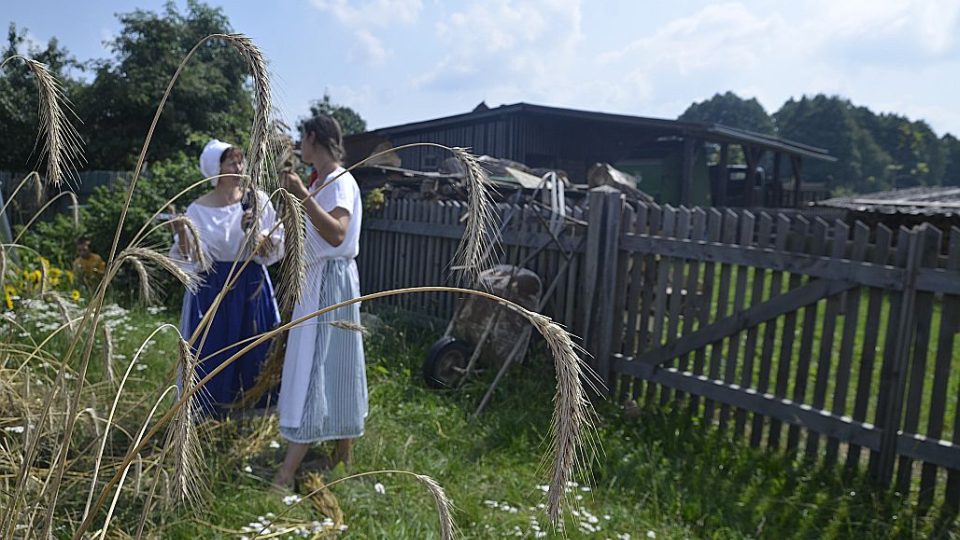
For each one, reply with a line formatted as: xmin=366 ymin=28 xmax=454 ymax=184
xmin=582 ymin=186 xmax=624 ymax=390
xmin=871 ymin=224 xmax=926 ymax=486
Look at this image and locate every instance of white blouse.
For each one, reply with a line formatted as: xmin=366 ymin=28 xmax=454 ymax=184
xmin=305 ymin=167 xmax=362 ymax=262
xmin=170 ymin=189 xmax=284 ymax=268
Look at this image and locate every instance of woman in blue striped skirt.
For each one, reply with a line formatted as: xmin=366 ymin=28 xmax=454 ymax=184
xmin=274 ymin=114 xmax=367 ymax=489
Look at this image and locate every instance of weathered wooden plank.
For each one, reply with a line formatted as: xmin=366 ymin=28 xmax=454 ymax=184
xmin=645 ymin=205 xmax=676 ymax=404
xmin=364 ymin=217 xmax=585 ymax=254
xmin=737 ymin=212 xmax=772 ymax=440
xmin=805 ymin=220 xmax=850 ymax=459
xmin=896 ymin=226 xmax=941 ymax=495
xmin=751 ymin=214 xmax=790 ymax=447
xmin=704 ymin=210 xmax=738 ymax=423
xmin=933 ymin=230 xmax=960 ymax=509
xmin=720 ymin=211 xmax=754 ymax=431
xmin=661 ymin=207 xmax=691 ymax=405
xmin=768 ymin=216 xmax=810 ymax=450
xmin=624 ymin=204 xmax=650 ymax=401
xmin=613 ymin=204 xmax=635 ymax=403
xmin=676 ymin=208 xmax=707 ymax=404
xmin=651 ymin=206 xmax=678 ymax=350
xmin=627 ymin=277 xmax=854 ymax=378
xmin=825 ymin=221 xmax=869 ymax=465
xmin=609 ymin=355 xmax=960 ymax=470
xmin=636 ymin=204 xmax=662 ymax=356
xmin=591 ymin=190 xmax=623 ymax=387
xmin=846 ymin=225 xmax=893 ymax=470
xmin=690 ymin=209 xmax=723 ymax=413
xmin=871 ymin=226 xmax=922 ymax=486
xmin=619 ymin=235 xmax=905 ymax=291
xmin=786 ymin=219 xmax=829 ymax=453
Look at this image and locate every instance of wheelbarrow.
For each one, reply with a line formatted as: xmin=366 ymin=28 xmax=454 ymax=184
xmin=422 ymin=264 xmax=542 ymax=413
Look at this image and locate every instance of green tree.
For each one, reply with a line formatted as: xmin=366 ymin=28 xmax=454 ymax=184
xmin=942 ymin=134 xmax=960 ymax=186
xmin=679 ymin=91 xmax=776 ymax=135
xmin=775 ymin=95 xmax=892 ymax=193
xmin=0 ymin=23 xmax=85 ymax=174
xmin=301 ymin=93 xmax=367 ymax=135
xmin=78 ymin=0 xmax=253 ymax=169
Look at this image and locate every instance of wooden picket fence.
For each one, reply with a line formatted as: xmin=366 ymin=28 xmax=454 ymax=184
xmin=358 ymin=189 xmax=960 ymax=509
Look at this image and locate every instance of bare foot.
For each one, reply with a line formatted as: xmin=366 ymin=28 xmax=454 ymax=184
xmin=271 ymin=472 xmax=295 ymax=492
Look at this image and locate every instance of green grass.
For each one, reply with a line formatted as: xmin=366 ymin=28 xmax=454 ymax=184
xmin=149 ymin=311 xmax=954 ymax=539
xmin=4 ymin=299 xmax=957 ymax=538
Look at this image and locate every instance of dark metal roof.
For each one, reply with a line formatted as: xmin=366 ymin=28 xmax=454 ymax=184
xmin=372 ymin=102 xmax=836 ymax=162
xmin=816 ymin=186 xmax=960 ymax=216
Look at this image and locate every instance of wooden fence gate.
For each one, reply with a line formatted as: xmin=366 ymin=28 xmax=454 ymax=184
xmin=358 ymin=189 xmax=960 ymax=508
xmin=592 ymin=194 xmax=960 ymax=508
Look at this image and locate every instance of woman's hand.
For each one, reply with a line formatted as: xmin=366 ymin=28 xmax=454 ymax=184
xmin=254 ymin=233 xmax=274 ymax=258
xmin=241 ymin=209 xmax=255 ymax=231
xmin=281 ymin=170 xmax=310 ymax=200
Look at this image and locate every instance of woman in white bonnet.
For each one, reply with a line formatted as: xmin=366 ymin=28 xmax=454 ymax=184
xmin=169 ymin=139 xmax=284 ymax=417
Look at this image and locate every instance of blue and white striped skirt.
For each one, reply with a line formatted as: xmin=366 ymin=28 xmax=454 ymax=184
xmin=279 ymin=258 xmax=367 ymax=443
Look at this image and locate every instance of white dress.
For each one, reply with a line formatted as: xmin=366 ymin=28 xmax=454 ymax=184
xmin=278 ymin=167 xmax=367 ymax=443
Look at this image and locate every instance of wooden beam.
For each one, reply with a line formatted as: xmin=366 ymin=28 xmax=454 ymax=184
xmin=791 ymin=155 xmax=803 ymax=208
xmin=364 ymin=218 xmax=585 ymax=253
xmin=681 ymin=136 xmax=696 ymax=206
xmin=716 ymin=143 xmax=729 ymax=207
xmin=608 ymin=361 xmax=960 ymax=470
xmin=619 ymin=234 xmax=907 ymax=290
xmin=624 ymin=277 xmax=856 ymax=370
xmin=743 ymin=145 xmax=757 ymax=208
xmin=772 ymin=152 xmax=783 ymax=207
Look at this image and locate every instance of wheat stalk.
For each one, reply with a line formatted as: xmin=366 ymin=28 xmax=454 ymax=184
xmin=302 ymin=472 xmax=344 ymax=527
xmin=328 ymin=320 xmax=368 ymax=335
xmin=0 ymin=56 xmax=84 ymax=187
xmin=415 ymin=474 xmax=456 ymax=540
xmin=45 ymin=292 xmax=74 ymax=333
xmin=120 ymin=247 xmax=200 ymax=294
xmin=277 ymin=188 xmax=306 ymax=313
xmin=448 ymin=147 xmax=499 ymax=287
xmin=77 ymin=286 xmax=595 ymax=538
xmin=167 ymin=215 xmax=212 ymax=273
xmin=102 ymin=325 xmax=115 ymax=386
xmin=165 ymin=338 xmax=205 ymax=507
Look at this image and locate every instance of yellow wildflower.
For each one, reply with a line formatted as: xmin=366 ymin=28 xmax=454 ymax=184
xmin=70 ymin=289 xmax=81 ymax=302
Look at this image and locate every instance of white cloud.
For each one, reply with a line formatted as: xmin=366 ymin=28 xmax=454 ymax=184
xmin=310 ymin=0 xmax=423 ymax=27
xmin=414 ymin=0 xmax=583 ymax=100
xmin=349 ymin=30 xmax=389 ymax=65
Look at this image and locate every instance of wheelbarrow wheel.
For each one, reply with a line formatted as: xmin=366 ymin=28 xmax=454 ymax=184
xmin=423 ymin=336 xmax=472 ymax=389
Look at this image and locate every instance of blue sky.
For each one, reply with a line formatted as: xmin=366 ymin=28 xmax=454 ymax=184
xmin=7 ymin=0 xmax=960 ymax=136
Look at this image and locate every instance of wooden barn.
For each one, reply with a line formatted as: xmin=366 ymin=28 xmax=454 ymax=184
xmin=347 ymin=102 xmax=835 ymax=208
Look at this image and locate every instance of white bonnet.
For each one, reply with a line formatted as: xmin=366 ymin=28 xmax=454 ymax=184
xmin=199 ymin=139 xmax=233 ymax=186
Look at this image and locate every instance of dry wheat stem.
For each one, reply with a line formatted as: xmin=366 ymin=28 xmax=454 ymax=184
xmin=101 ymin=326 xmax=115 ymax=386
xmin=277 ymin=188 xmax=307 ymax=313
xmin=78 ymin=286 xmax=593 ymax=538
xmin=11 ymin=191 xmax=86 ymax=246
xmin=128 ymin=257 xmax=154 ymax=304
xmin=327 ymin=320 xmax=368 ymax=335
xmin=45 ymin=292 xmax=75 ymax=333
xmin=0 ymin=56 xmax=84 ymax=186
xmin=119 ymin=247 xmax=200 ymax=294
xmin=253 ymin=469 xmax=457 ymax=540
xmin=82 ymin=324 xmax=178 ymax=523
xmin=0 ymin=172 xmax=41 ymax=220
xmin=98 ymin=385 xmax=178 ymax=540
xmin=166 ymin=339 xmax=204 ymax=507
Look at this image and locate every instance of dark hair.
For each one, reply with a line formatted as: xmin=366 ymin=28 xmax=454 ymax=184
xmin=76 ymin=237 xmax=91 ymax=246
xmin=301 ymin=114 xmax=345 ymax=162
xmin=220 ymin=146 xmax=244 ymax=163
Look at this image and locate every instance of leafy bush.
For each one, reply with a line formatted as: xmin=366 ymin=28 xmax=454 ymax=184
xmin=19 ymin=151 xmax=206 ymax=306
